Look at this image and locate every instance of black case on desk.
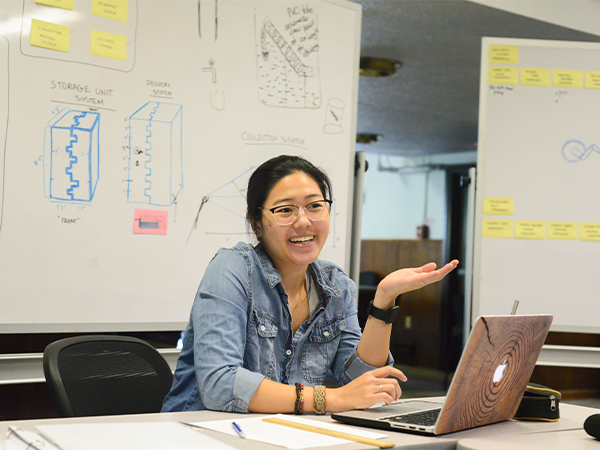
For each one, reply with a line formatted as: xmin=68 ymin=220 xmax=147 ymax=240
xmin=513 ymin=383 xmax=561 ymax=422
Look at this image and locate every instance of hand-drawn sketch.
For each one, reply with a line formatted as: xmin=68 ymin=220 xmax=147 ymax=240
xmin=44 ymin=109 xmax=100 ymax=202
xmin=255 ymin=6 xmax=321 ymax=109
xmin=323 ymin=98 xmax=345 ymax=133
xmin=127 ymin=102 xmax=183 ymax=206
xmin=0 ymin=35 xmax=8 ymax=232
xmin=562 ymin=140 xmax=600 ymax=163
xmin=198 ymin=0 xmax=218 ymax=41
xmin=187 ymin=168 xmax=253 ymax=243
xmin=202 ymin=60 xmax=225 ymax=110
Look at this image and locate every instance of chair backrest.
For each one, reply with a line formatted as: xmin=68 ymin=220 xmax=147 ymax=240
xmin=43 ymin=335 xmax=174 ymax=417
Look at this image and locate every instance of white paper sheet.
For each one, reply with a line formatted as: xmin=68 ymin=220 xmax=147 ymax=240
xmin=36 ymin=422 xmax=236 ymax=450
xmin=6 ymin=427 xmax=61 ymax=450
xmin=194 ymin=414 xmax=389 ymax=449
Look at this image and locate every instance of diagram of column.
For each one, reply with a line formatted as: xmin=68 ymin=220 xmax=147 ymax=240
xmin=45 ymin=110 xmax=100 ymax=202
xmin=127 ymin=102 xmax=183 ymax=206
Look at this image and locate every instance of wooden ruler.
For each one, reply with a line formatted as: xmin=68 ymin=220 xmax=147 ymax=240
xmin=262 ymin=417 xmax=395 ymax=448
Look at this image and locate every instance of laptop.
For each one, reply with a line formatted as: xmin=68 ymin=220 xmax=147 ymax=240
xmin=332 ymin=314 xmax=553 ymax=436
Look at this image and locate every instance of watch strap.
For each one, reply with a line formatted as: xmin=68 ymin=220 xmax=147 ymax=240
xmin=367 ymin=300 xmax=400 ymax=324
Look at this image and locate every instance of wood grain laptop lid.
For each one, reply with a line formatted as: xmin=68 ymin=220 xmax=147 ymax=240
xmin=435 ymin=314 xmax=553 ymax=435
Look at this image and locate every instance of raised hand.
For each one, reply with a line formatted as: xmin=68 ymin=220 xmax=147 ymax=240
xmin=375 ymin=260 xmax=459 ymax=308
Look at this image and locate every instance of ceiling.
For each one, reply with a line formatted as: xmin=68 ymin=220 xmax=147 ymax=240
xmin=352 ymin=0 xmax=600 ymax=156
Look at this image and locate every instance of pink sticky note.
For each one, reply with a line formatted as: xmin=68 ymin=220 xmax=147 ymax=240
xmin=133 ymin=209 xmax=168 ymax=235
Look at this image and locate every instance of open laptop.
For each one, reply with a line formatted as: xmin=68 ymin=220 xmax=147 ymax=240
xmin=332 ymin=314 xmax=553 ymax=436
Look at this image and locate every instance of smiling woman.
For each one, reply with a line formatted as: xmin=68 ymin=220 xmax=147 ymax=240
xmin=161 ymin=155 xmax=458 ymax=416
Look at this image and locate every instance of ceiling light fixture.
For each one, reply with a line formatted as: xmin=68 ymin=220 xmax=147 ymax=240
xmin=356 ymin=133 xmax=382 ymax=144
xmin=359 ymin=57 xmax=402 ymax=77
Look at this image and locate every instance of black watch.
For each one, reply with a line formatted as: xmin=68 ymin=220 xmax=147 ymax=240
xmin=366 ymin=300 xmax=400 ymax=324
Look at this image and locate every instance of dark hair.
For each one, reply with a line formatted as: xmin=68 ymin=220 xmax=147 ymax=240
xmin=246 ymin=155 xmax=333 ymax=235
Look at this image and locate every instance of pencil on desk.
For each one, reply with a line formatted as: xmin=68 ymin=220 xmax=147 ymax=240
xmin=262 ymin=417 xmax=395 ymax=449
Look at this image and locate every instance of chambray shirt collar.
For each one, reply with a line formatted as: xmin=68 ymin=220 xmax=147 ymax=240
xmin=253 ymin=243 xmax=342 ymax=300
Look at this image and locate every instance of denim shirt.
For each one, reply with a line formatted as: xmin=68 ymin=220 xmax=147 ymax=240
xmin=162 ymin=242 xmax=393 ymax=413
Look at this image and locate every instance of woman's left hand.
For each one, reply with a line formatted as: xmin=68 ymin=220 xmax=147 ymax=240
xmin=374 ymin=259 xmax=459 ymax=308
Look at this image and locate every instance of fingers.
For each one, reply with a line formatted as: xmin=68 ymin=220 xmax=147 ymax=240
xmin=377 ymin=382 xmax=402 ymax=404
xmin=371 ymin=365 xmax=408 ymax=382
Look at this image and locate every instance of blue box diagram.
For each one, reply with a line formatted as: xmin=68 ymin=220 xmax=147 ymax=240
xmin=128 ymin=102 xmax=183 ymax=206
xmin=45 ymin=110 xmax=100 ymax=202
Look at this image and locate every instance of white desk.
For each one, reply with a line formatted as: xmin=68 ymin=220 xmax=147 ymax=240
xmin=1 ymin=399 xmax=597 ymax=450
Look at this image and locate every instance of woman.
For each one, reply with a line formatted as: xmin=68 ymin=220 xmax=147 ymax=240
xmin=162 ymin=155 xmax=458 ymax=414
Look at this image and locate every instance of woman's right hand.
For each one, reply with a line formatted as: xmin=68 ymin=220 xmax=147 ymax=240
xmin=327 ymin=366 xmax=407 ymax=412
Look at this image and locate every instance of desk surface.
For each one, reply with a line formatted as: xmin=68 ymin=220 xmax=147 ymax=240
xmin=1 ymin=398 xmax=598 ymax=450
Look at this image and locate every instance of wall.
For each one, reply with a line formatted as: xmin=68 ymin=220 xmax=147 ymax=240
xmin=360 ymin=239 xmax=444 ymax=369
xmin=360 ymin=151 xmax=477 ymax=240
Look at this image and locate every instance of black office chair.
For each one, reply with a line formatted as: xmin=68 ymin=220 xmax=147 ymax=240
xmin=43 ymin=335 xmax=174 ymax=417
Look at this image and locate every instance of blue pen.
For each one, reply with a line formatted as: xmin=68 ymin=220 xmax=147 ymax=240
xmin=232 ymin=421 xmax=246 ymax=439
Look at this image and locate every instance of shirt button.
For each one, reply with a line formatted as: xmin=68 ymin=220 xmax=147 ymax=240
xmin=323 ymin=331 xmax=330 ymax=337
xmin=286 ymin=349 xmax=292 ymax=356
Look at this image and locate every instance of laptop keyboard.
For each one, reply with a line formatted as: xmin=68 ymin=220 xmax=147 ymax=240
xmin=385 ymin=408 xmax=441 ymax=427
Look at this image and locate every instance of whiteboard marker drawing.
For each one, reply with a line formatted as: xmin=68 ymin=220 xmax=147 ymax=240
xmin=187 ymin=168 xmax=254 ymax=243
xmin=323 ymin=98 xmax=345 ymax=134
xmin=561 ymin=140 xmax=600 ymax=163
xmin=127 ymin=102 xmax=183 ymax=206
xmin=198 ymin=0 xmax=219 ymax=41
xmin=44 ymin=110 xmax=100 ymax=203
xmin=202 ymin=60 xmax=225 ymax=110
xmin=255 ymin=8 xmax=321 ymax=109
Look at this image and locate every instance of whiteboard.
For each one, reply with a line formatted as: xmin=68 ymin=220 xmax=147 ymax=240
xmin=0 ymin=0 xmax=361 ymax=332
xmin=473 ymin=38 xmax=600 ymax=333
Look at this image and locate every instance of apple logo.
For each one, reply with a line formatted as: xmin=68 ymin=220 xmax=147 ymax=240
xmin=493 ymin=359 xmax=508 ymax=384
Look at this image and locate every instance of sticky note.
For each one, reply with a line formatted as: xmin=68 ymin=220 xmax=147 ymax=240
xmin=488 ymin=67 xmax=518 ymax=85
xmin=92 ymin=0 xmax=128 ymax=22
xmin=553 ymin=69 xmax=583 ymax=88
xmin=521 ymin=68 xmax=551 ymax=87
xmin=483 ymin=197 xmax=514 ymax=215
xmin=489 ymin=45 xmax=518 ymax=64
xmin=580 ymin=223 xmax=600 ymax=242
xmin=584 ymin=71 xmax=600 ymax=89
xmin=134 ymin=209 xmax=168 ymax=235
xmin=547 ymin=222 xmax=578 ymax=240
xmin=91 ymin=30 xmax=127 ymax=61
xmin=515 ymin=221 xmax=545 ymax=239
xmin=35 ymin=0 xmax=74 ymax=9
xmin=482 ymin=220 xmax=513 ymax=238
xmin=30 ymin=19 xmax=70 ymax=53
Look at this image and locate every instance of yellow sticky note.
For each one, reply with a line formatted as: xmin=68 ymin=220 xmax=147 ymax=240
xmin=30 ymin=19 xmax=70 ymax=53
xmin=483 ymin=220 xmax=513 ymax=238
xmin=35 ymin=0 xmax=74 ymax=9
xmin=580 ymin=223 xmax=600 ymax=242
xmin=91 ymin=30 xmax=127 ymax=61
xmin=584 ymin=71 xmax=600 ymax=89
xmin=553 ymin=69 xmax=583 ymax=88
xmin=483 ymin=197 xmax=514 ymax=216
xmin=488 ymin=67 xmax=518 ymax=85
xmin=515 ymin=221 xmax=545 ymax=239
xmin=548 ymin=222 xmax=578 ymax=240
xmin=489 ymin=45 xmax=518 ymax=64
xmin=92 ymin=0 xmax=128 ymax=22
xmin=521 ymin=68 xmax=551 ymax=87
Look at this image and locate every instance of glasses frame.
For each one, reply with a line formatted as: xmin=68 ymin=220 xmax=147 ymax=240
xmin=260 ymin=199 xmax=333 ymax=226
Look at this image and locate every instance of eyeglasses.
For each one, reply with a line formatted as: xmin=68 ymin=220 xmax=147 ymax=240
xmin=260 ymin=199 xmax=332 ymax=226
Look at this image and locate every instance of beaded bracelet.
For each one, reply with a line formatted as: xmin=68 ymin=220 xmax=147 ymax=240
xmin=313 ymin=385 xmax=326 ymax=415
xmin=294 ymin=382 xmax=304 ymax=415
